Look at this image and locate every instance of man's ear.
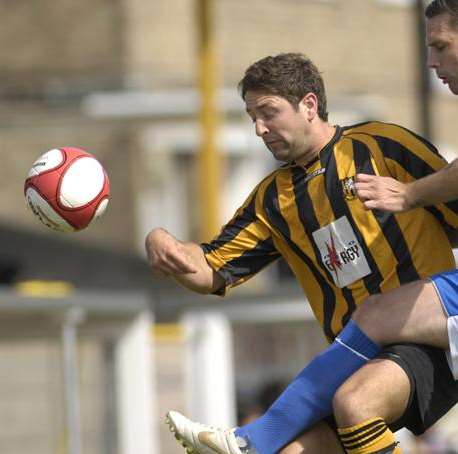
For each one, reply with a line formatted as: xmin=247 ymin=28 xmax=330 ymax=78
xmin=300 ymin=93 xmax=318 ymax=120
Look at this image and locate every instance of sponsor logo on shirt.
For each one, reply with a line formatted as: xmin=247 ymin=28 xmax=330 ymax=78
xmin=312 ymin=216 xmax=371 ymax=287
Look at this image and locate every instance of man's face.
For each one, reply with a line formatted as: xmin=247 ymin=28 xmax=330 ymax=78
xmin=427 ymin=13 xmax=458 ymax=94
xmin=244 ymin=90 xmax=310 ymax=163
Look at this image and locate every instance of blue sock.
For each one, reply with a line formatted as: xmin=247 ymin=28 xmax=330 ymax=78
xmin=235 ymin=320 xmax=380 ymax=454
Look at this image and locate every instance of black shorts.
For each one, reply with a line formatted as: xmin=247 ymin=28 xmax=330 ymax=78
xmin=325 ymin=343 xmax=458 ymax=436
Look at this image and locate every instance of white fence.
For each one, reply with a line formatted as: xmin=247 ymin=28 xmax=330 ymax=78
xmin=0 ymin=286 xmax=156 ymax=454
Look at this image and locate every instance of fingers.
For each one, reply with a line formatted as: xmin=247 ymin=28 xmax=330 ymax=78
xmin=355 ymin=173 xmax=377 ymax=183
xmin=354 ymin=174 xmax=378 ymax=206
xmin=354 ymin=174 xmax=393 ymax=211
xmin=355 ymin=188 xmax=380 ymax=210
xmin=145 ymin=228 xmax=198 ymax=277
xmin=354 ymin=174 xmax=408 ymax=212
xmin=361 ymin=199 xmax=380 ymax=210
xmin=355 ymin=174 xmax=375 ymax=195
xmin=354 ymin=187 xmax=371 ymax=201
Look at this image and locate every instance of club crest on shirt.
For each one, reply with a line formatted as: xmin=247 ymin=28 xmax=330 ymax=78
xmin=341 ymin=176 xmax=356 ymax=201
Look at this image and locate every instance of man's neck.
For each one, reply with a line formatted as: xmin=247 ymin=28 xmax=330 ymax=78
xmin=296 ymin=123 xmax=336 ymax=167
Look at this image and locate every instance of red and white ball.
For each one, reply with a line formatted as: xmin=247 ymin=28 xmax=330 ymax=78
xmin=24 ymin=147 xmax=110 ymax=232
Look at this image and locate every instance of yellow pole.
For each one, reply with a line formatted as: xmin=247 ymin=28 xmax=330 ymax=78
xmin=196 ymin=0 xmax=221 ymax=241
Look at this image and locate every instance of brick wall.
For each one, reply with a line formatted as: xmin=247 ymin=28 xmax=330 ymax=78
xmin=0 ymin=0 xmax=455 ymax=250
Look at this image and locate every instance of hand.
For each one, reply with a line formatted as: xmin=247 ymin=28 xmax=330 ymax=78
xmin=355 ymin=173 xmax=414 ymax=212
xmin=145 ymin=228 xmax=198 ymax=277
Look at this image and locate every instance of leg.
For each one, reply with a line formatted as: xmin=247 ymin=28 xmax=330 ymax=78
xmin=235 ymin=320 xmax=380 ymax=454
xmin=333 ymin=343 xmax=458 ymax=453
xmin=166 ymin=344 xmax=458 ymax=454
xmin=167 ymin=274 xmax=457 ymax=454
xmin=167 ymin=323 xmax=380 ymax=454
xmin=278 ymin=422 xmax=344 ymax=454
xmin=333 ymin=358 xmax=410 ymax=427
xmin=352 ymin=279 xmax=448 ymax=349
xmin=166 ymin=411 xmax=344 ymax=454
xmin=235 ymin=279 xmax=450 ymax=453
xmin=333 ymin=358 xmax=410 ymax=453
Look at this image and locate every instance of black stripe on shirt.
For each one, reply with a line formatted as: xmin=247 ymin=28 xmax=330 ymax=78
xmin=397 ymin=124 xmax=441 ymax=157
xmin=353 ymin=139 xmax=420 ymax=284
xmin=201 ymin=192 xmax=257 ymax=253
xmin=263 ymin=176 xmax=337 ymax=340
xmin=444 ymin=199 xmax=458 ymax=216
xmin=321 ymin=146 xmax=383 ymax=295
xmin=374 ymin=135 xmax=440 ymax=180
xmin=291 ymin=166 xmax=357 ymax=329
xmin=216 ymin=237 xmax=280 ymax=286
xmin=291 ymin=166 xmax=335 ymax=283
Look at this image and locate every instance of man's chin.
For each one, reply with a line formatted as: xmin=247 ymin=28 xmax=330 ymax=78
xmin=271 ymin=153 xmax=290 ymax=163
xmin=269 ymin=147 xmax=290 ymax=162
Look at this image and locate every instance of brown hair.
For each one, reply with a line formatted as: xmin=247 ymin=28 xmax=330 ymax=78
xmin=425 ymin=0 xmax=458 ymax=27
xmin=238 ymin=53 xmax=329 ymax=121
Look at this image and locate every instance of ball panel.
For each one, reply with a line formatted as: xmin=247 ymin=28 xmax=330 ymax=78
xmin=25 ymin=168 xmax=63 ymax=205
xmin=27 ymin=149 xmax=65 ymax=178
xmin=59 ymin=157 xmax=105 ymax=208
xmin=93 ymin=198 xmax=109 ymax=220
xmin=60 ymin=147 xmax=92 ymax=161
xmin=25 ymin=187 xmax=75 ymax=232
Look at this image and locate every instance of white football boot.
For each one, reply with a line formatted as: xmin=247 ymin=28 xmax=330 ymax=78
xmin=166 ymin=410 xmax=258 ymax=454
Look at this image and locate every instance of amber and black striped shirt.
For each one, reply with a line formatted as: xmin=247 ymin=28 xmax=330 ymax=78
xmin=201 ymin=122 xmax=458 ymax=340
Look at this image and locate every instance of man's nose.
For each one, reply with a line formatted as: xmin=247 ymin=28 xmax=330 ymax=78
xmin=255 ymin=119 xmax=268 ymax=137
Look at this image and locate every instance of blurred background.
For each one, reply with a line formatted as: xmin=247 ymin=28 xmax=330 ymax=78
xmin=1 ymin=0 xmax=458 ymax=453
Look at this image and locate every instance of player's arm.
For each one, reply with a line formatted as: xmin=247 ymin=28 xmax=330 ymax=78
xmin=355 ymin=158 xmax=458 ymax=212
xmin=145 ymin=227 xmax=224 ymax=294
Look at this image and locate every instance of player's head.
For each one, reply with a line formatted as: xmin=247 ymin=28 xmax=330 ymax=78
xmin=238 ymin=53 xmax=328 ymax=121
xmin=238 ymin=53 xmax=329 ymax=164
xmin=425 ymin=0 xmax=458 ymax=94
xmin=426 ymin=0 xmax=458 ymax=19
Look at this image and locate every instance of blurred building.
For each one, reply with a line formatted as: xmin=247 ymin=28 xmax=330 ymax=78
xmin=2 ymin=0 xmax=457 ymax=259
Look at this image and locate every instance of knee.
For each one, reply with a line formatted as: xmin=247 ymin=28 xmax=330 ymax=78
xmin=333 ymin=379 xmax=369 ymax=427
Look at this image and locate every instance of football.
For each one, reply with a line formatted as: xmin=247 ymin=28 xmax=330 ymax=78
xmin=24 ymin=147 xmax=110 ymax=232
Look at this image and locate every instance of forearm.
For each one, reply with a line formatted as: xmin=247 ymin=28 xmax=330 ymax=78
xmin=173 ymin=242 xmax=223 ymax=294
xmin=407 ymin=159 xmax=458 ymax=208
xmin=145 ymin=228 xmax=224 ymax=295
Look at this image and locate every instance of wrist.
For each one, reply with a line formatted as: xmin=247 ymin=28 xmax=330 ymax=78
xmin=404 ymin=182 xmax=420 ymax=210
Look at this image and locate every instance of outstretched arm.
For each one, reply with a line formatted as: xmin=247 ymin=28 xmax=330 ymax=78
xmin=145 ymin=227 xmax=224 ymax=294
xmin=355 ymin=159 xmax=458 ymax=212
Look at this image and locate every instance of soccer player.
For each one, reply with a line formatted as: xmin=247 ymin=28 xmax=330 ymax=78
xmin=147 ymin=10 xmax=458 ymax=453
xmin=158 ymin=3 xmax=458 ymax=454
